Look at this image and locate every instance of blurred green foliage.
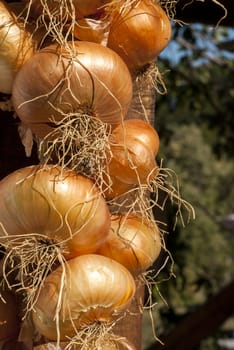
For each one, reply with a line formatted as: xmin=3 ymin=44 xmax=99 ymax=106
xmin=150 ymin=22 xmax=234 ymax=349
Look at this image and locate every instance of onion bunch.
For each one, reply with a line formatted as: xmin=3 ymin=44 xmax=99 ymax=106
xmin=0 ymin=164 xmax=110 ymax=311
xmin=0 ymin=0 xmax=34 ymax=94
xmin=32 ymin=254 xmax=136 ymax=343
xmin=11 ymin=40 xmax=133 ymax=186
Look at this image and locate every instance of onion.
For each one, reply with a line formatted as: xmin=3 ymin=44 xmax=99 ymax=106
xmin=0 ymin=164 xmax=110 ymax=259
xmin=32 ymin=254 xmax=136 ymax=341
xmin=0 ymin=1 xmax=34 ymax=94
xmin=107 ymin=0 xmax=171 ymax=73
xmin=0 ymin=289 xmax=21 ymax=342
xmin=97 ymin=213 xmax=162 ymax=276
xmin=12 ymin=41 xmax=133 ymax=129
xmin=103 ymin=119 xmax=159 ymax=198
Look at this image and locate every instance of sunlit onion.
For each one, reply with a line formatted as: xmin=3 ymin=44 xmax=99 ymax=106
xmin=32 ymin=254 xmax=136 ymax=340
xmin=12 ymin=41 xmax=133 ymax=131
xmin=0 ymin=164 xmax=110 ymax=259
xmin=0 ymin=1 xmax=34 ymax=93
xmin=107 ymin=0 xmax=171 ymax=73
xmin=98 ymin=213 xmax=162 ymax=275
xmin=103 ymin=119 xmax=159 ymax=198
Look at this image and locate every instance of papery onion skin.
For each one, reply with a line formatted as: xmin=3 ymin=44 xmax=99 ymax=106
xmin=97 ymin=214 xmax=162 ymax=276
xmin=107 ymin=0 xmax=172 ymax=73
xmin=32 ymin=254 xmax=136 ymax=340
xmin=0 ymin=1 xmax=34 ymax=93
xmin=0 ymin=165 xmax=110 ymax=259
xmin=103 ymin=119 xmax=159 ymax=198
xmin=73 ymin=17 xmax=110 ymax=45
xmin=12 ymin=41 xmax=132 ymax=128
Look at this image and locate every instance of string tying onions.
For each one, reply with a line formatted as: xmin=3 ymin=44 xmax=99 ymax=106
xmin=0 ymin=164 xmax=110 ymax=314
xmin=32 ymin=254 xmax=136 ymax=346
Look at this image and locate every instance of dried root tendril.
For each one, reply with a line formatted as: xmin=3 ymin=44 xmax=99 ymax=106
xmin=37 ymin=112 xmax=112 ymax=192
xmin=0 ymin=227 xmax=67 ymax=318
xmin=136 ymin=62 xmax=168 ymax=96
xmin=63 ymin=321 xmax=129 ymax=350
xmin=108 ymin=161 xmax=195 ymax=229
xmin=22 ymin=0 xmax=77 ymax=47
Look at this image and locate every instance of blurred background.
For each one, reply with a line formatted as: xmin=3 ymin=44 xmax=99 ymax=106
xmin=142 ymin=8 xmax=234 ymax=350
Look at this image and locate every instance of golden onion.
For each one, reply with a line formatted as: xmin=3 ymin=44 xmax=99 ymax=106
xmin=0 ymin=1 xmax=34 ymax=94
xmin=107 ymin=0 xmax=172 ymax=73
xmin=103 ymin=119 xmax=159 ymax=198
xmin=98 ymin=214 xmax=162 ymax=275
xmin=12 ymin=41 xmax=133 ymax=133
xmin=32 ymin=254 xmax=136 ymax=340
xmin=0 ymin=164 xmax=110 ymax=259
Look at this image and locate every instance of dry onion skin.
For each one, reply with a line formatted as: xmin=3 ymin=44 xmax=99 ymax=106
xmin=0 ymin=165 xmax=110 ymax=311
xmin=0 ymin=0 xmax=34 ymax=94
xmin=103 ymin=118 xmax=160 ymax=198
xmin=73 ymin=16 xmax=110 ymax=45
xmin=97 ymin=213 xmax=162 ymax=276
xmin=107 ymin=0 xmax=172 ymax=74
xmin=32 ymin=254 xmax=136 ymax=343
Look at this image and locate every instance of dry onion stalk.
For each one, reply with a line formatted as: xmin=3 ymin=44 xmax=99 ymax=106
xmin=32 ymin=254 xmax=136 ymax=348
xmin=0 ymin=164 xmax=110 ymax=315
xmin=0 ymin=0 xmax=34 ymax=95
